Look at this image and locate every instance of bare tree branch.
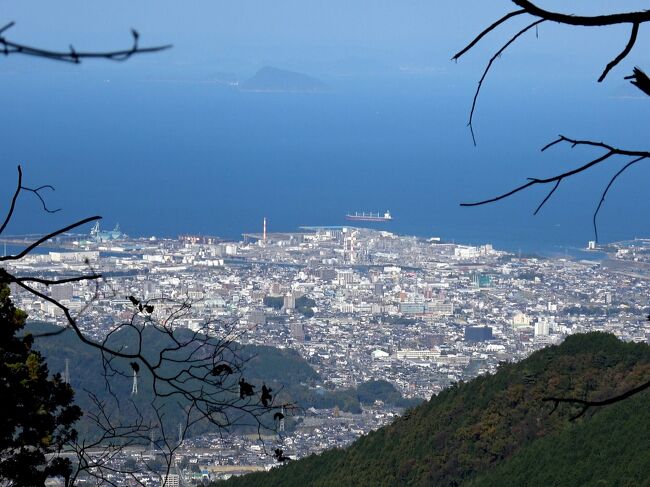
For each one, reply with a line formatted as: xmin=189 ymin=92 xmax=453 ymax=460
xmin=543 ymin=378 xmax=650 ymax=421
xmin=592 ymin=155 xmax=646 ymax=242
xmin=533 ymin=179 xmax=560 ymax=216
xmin=1 ymin=167 xmax=296 ymax=484
xmin=451 ymin=9 xmax=526 ymax=61
xmin=454 ymin=1 xmax=650 ymax=143
xmin=0 ymin=214 xmax=102 ymax=262
xmin=3 ymin=271 xmax=102 ymax=286
xmin=460 ymin=136 xmax=650 ymax=240
xmin=625 ymin=67 xmax=650 ymax=96
xmin=0 ymin=166 xmax=23 ymax=236
xmin=0 ymin=23 xmax=171 ymax=64
xmin=467 ymin=19 xmax=544 ymax=145
xmin=511 ymin=1 xmax=650 ymax=27
xmin=598 ymin=22 xmax=639 ymax=82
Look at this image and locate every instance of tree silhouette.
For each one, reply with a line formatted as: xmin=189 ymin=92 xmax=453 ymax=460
xmin=0 ymin=282 xmax=81 ymax=486
xmin=0 ymin=167 xmax=295 ymax=485
xmin=0 ymin=13 xmax=293 ymax=480
xmin=455 ymin=0 xmax=650 ymax=415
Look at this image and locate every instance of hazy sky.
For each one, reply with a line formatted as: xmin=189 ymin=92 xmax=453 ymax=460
xmin=0 ymin=1 xmax=648 ymax=248
xmin=2 ymin=1 xmax=648 ymax=75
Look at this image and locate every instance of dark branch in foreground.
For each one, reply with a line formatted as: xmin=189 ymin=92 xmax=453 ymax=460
xmin=511 ymin=1 xmax=650 ymax=27
xmin=451 ymin=9 xmax=526 ymax=61
xmin=460 ymin=136 xmax=650 ymax=241
xmin=543 ymin=378 xmax=650 ymax=421
xmin=625 ymin=67 xmax=650 ymax=96
xmin=1 ymin=166 xmax=295 ymax=484
xmin=466 ymin=19 xmax=544 ymax=145
xmin=453 ymin=1 xmax=650 ymax=142
xmin=0 ymin=22 xmax=171 ymax=63
xmin=597 ymin=22 xmax=639 ymax=82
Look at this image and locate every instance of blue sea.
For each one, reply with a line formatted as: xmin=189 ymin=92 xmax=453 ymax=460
xmin=1 ymin=69 xmax=648 ymax=254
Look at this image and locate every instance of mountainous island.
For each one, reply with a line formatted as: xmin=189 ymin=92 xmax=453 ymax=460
xmin=239 ymin=67 xmax=328 ymax=93
xmin=218 ymin=333 xmax=650 ymax=486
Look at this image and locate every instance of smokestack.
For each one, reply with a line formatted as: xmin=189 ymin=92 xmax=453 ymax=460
xmin=263 ymin=217 xmax=267 ymax=243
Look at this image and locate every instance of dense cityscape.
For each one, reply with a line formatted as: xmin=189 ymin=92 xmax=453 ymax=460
xmin=4 ymin=222 xmax=650 ymax=485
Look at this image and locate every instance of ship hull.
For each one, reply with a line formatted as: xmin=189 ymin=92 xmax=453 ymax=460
xmin=345 ymin=216 xmax=392 ymax=222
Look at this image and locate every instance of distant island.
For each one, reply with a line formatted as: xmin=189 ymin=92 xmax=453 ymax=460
xmin=239 ymin=66 xmax=328 ymax=93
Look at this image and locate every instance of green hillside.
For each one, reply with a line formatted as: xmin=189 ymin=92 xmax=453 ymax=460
xmin=468 ymin=388 xmax=650 ymax=486
xmin=219 ymin=333 xmax=650 ymax=486
xmin=27 ymin=323 xmax=415 ymax=439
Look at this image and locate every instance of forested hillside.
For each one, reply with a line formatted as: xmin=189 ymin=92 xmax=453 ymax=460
xmin=220 ymin=333 xmax=650 ymax=486
xmin=27 ymin=323 xmax=415 ymax=438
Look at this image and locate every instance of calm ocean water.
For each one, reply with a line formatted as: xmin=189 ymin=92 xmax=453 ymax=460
xmin=1 ymin=73 xmax=648 ymax=254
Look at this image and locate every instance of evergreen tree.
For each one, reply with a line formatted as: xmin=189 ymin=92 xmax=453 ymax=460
xmin=0 ymin=283 xmax=81 ymax=486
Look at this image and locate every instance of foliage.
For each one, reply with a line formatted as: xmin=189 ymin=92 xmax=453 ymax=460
xmin=263 ymin=296 xmax=284 ymax=309
xmin=468 ymin=389 xmax=650 ymax=487
xmin=263 ymin=295 xmax=315 ymax=317
xmin=563 ymin=305 xmax=608 ymax=317
xmin=0 ymin=284 xmax=82 ymax=486
xmin=217 ymin=333 xmax=650 ymax=487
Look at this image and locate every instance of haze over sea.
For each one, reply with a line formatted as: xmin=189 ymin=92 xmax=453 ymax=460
xmin=1 ymin=1 xmax=649 ymax=254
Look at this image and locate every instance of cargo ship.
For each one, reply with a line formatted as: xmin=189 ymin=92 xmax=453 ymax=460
xmin=345 ymin=211 xmax=393 ymax=222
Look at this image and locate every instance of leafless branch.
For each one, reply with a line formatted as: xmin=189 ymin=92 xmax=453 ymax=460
xmin=467 ymin=19 xmax=544 ymax=145
xmin=451 ymin=9 xmax=526 ymax=61
xmin=625 ymin=67 xmax=650 ymax=96
xmin=592 ymin=155 xmax=646 ymax=242
xmin=66 ymin=392 xmax=153 ymax=486
xmin=543 ymin=378 xmax=650 ymax=421
xmin=511 ymin=1 xmax=650 ymax=27
xmin=0 ymin=23 xmax=171 ymax=64
xmin=1 ymin=167 xmax=295 ymax=485
xmin=0 ymin=216 xmax=101 ymax=262
xmin=454 ymin=1 xmax=650 ymax=142
xmin=461 ymin=136 xmax=650 ymax=241
xmin=533 ymin=179 xmax=560 ymax=216
xmin=598 ymin=22 xmax=639 ymax=82
xmin=0 ymin=165 xmax=58 ymax=236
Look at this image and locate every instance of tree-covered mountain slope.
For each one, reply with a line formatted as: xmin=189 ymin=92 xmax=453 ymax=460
xmin=468 ymin=387 xmax=650 ymax=487
xmin=220 ymin=333 xmax=650 ymax=487
xmin=27 ymin=323 xmax=415 ymax=438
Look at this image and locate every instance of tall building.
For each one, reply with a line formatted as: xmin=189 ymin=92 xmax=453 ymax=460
xmin=143 ymin=280 xmax=157 ymax=299
xmin=161 ymin=474 xmax=180 ymax=487
xmin=337 ymin=270 xmax=355 ymax=285
xmin=374 ymin=282 xmax=384 ymax=297
xmin=512 ymin=312 xmax=531 ymax=328
xmin=426 ymin=301 xmax=454 ymax=316
xmin=534 ymin=321 xmax=550 ymax=336
xmin=291 ymin=322 xmax=305 ymax=342
xmin=249 ymin=309 xmax=266 ymax=326
xmin=400 ymin=302 xmax=425 ymax=314
xmin=318 ymin=268 xmax=337 ymax=282
xmin=283 ymin=293 xmax=296 ymax=310
xmin=51 ymin=283 xmax=73 ymax=301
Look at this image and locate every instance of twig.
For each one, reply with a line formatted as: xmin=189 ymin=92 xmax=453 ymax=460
xmin=467 ymin=20 xmax=544 ymax=145
xmin=0 ymin=215 xmax=101 ymax=262
xmin=461 ymin=136 xmax=650 ymax=241
xmin=451 ymin=9 xmax=527 ymax=61
xmin=543 ymin=378 xmax=650 ymax=421
xmin=454 ymin=1 xmax=650 ymax=142
xmin=592 ymin=156 xmax=645 ymax=242
xmin=598 ymin=22 xmax=639 ymax=82
xmin=0 ymin=24 xmax=171 ymax=64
